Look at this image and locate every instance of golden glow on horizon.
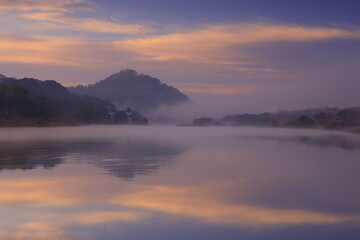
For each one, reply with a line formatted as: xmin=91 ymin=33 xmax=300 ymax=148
xmin=176 ymin=82 xmax=259 ymax=95
xmin=182 ymin=87 xmax=250 ymax=95
xmin=180 ymin=85 xmax=252 ymax=95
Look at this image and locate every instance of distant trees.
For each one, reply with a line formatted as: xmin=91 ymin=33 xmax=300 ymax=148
xmin=0 ymin=84 xmax=64 ymax=121
xmin=336 ymin=108 xmax=360 ymax=125
xmin=0 ymin=84 xmax=30 ymax=119
xmin=78 ymin=103 xmax=99 ymax=122
xmin=31 ymin=96 xmax=60 ymax=120
xmin=0 ymin=84 xmax=8 ymax=117
xmin=221 ymin=113 xmax=272 ymax=126
xmin=194 ymin=107 xmax=360 ymax=130
xmin=293 ymin=115 xmax=315 ymax=127
xmin=314 ymin=112 xmax=334 ymax=125
xmin=193 ymin=117 xmax=219 ymax=126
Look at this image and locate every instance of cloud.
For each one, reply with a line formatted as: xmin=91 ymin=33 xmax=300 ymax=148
xmin=0 ymin=230 xmax=65 ymax=240
xmin=0 ymin=0 xmax=151 ymax=35
xmin=177 ymin=83 xmax=253 ymax=95
xmin=0 ymin=33 xmax=126 ymax=67
xmin=0 ymin=0 xmax=93 ymax=12
xmin=21 ymin=12 xmax=152 ymax=34
xmin=116 ymin=23 xmax=360 ymax=71
xmin=0 ymin=20 xmax=359 ymax=90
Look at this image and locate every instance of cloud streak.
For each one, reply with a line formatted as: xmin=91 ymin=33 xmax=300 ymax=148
xmin=117 ymin=23 xmax=360 ymax=70
xmin=178 ymin=83 xmax=254 ymax=95
xmin=0 ymin=33 xmax=126 ymax=67
xmin=0 ymin=0 xmax=93 ymax=12
xmin=1 ymin=20 xmax=359 ymax=70
xmin=1 ymin=20 xmax=360 ymax=93
xmin=21 ymin=12 xmax=152 ymax=34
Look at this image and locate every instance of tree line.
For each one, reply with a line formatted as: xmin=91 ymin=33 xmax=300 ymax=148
xmin=191 ymin=107 xmax=360 ymax=131
xmin=0 ymin=84 xmax=59 ymax=120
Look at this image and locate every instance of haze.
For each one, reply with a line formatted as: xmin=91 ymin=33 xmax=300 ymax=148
xmin=0 ymin=0 xmax=359 ymax=115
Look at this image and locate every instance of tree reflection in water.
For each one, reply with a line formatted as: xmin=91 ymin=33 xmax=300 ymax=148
xmin=0 ymin=139 xmax=184 ymax=180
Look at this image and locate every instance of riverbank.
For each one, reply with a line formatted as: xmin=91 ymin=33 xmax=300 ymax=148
xmin=177 ymin=123 xmax=360 ymax=134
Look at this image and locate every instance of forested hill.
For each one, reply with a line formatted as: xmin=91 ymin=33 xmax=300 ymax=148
xmin=68 ymin=69 xmax=190 ymax=112
xmin=0 ymin=77 xmax=70 ymax=101
xmin=0 ymin=75 xmax=148 ymax=125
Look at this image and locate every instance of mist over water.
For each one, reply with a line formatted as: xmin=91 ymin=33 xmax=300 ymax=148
xmin=0 ymin=125 xmax=360 ymax=239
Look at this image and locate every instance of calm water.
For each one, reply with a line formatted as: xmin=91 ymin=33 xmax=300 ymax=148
xmin=0 ymin=125 xmax=359 ymax=240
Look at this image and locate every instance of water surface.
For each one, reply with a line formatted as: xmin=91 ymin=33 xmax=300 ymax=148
xmin=0 ymin=125 xmax=359 ymax=240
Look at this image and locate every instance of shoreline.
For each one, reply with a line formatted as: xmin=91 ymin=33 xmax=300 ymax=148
xmin=176 ymin=124 xmax=360 ymax=135
xmin=0 ymin=119 xmax=82 ymax=127
xmin=1 ymin=121 xmax=359 ymax=135
xmin=0 ymin=119 xmax=149 ymax=128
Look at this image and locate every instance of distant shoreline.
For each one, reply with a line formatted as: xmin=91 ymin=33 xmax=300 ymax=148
xmin=0 ymin=119 xmax=82 ymax=127
xmin=176 ymin=124 xmax=360 ymax=135
xmin=0 ymin=119 xmax=149 ymax=127
xmin=1 ymin=121 xmax=359 ymax=135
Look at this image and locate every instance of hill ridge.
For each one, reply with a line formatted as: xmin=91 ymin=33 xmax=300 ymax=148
xmin=69 ymin=69 xmax=190 ymax=112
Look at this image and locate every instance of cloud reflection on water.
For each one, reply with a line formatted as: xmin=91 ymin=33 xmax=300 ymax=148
xmin=0 ymin=126 xmax=359 ymax=239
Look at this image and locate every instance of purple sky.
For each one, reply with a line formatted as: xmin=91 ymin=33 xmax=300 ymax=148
xmin=0 ymin=0 xmax=359 ymax=115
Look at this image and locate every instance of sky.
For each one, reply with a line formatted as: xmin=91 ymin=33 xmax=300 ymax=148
xmin=0 ymin=0 xmax=359 ymax=115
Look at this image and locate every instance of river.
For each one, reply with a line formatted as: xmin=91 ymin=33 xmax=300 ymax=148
xmin=0 ymin=125 xmax=359 ymax=239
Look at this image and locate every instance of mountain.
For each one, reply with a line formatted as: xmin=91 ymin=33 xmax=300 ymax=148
xmin=68 ymin=69 xmax=190 ymax=112
xmin=0 ymin=76 xmax=148 ymax=125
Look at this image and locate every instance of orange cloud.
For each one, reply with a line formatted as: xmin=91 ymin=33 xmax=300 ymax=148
xmin=0 ymin=34 xmax=120 ymax=67
xmin=21 ymin=12 xmax=152 ymax=34
xmin=0 ymin=0 xmax=93 ymax=12
xmin=0 ymin=230 xmax=66 ymax=240
xmin=0 ymin=21 xmax=359 ymax=74
xmin=182 ymin=87 xmax=249 ymax=95
xmin=178 ymin=83 xmax=253 ymax=95
xmin=116 ymin=23 xmax=360 ymax=70
xmin=175 ymin=82 xmax=265 ymax=95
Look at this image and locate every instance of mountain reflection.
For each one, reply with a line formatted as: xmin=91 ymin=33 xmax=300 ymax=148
xmin=0 ymin=142 xmax=64 ymax=170
xmin=0 ymin=139 xmax=184 ymax=180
